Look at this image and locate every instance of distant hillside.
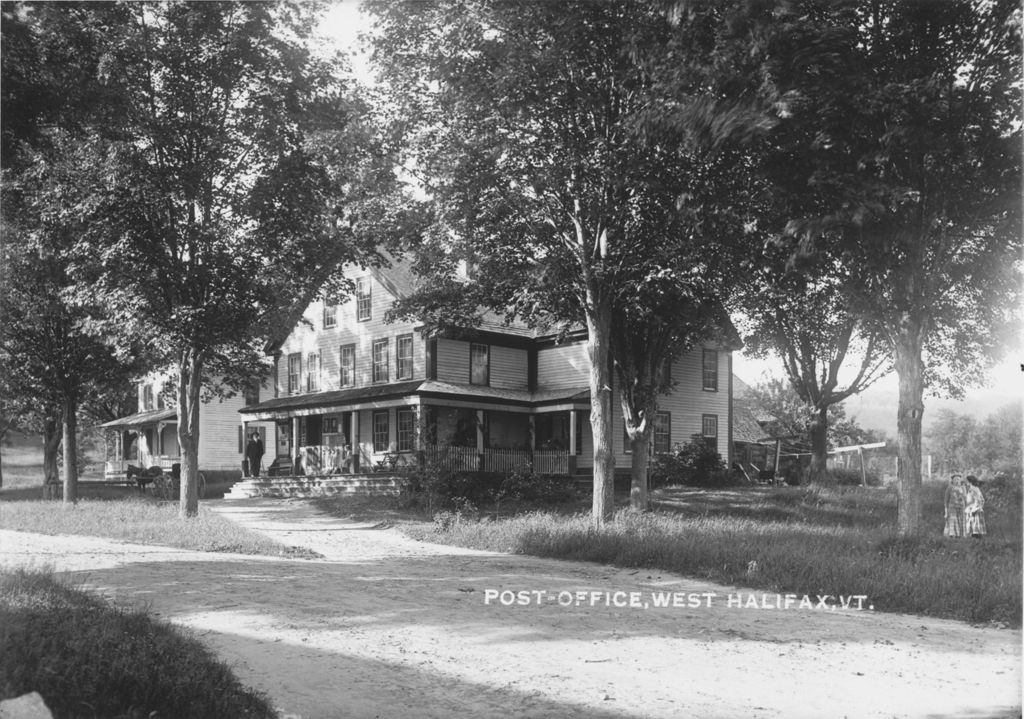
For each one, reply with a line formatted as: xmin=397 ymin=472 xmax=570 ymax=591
xmin=847 ymin=384 xmax=1020 ymax=436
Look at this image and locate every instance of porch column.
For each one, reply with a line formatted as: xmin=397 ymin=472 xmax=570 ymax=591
xmin=292 ymin=417 xmax=301 ymax=475
xmin=476 ymin=410 xmax=485 ymax=472
xmin=241 ymin=421 xmax=250 ymax=477
xmin=568 ymin=410 xmax=576 ymax=457
xmin=351 ymin=411 xmax=360 ymax=473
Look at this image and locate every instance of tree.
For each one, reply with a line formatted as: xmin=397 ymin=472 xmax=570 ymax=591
xmin=756 ymin=0 xmax=1021 ymax=533
xmin=1 ymin=3 xmax=148 ymax=501
xmin=370 ymin=0 xmax=758 ymax=521
xmin=739 ymin=247 xmax=890 ymax=483
xmin=16 ymin=2 xmax=388 ymax=516
xmin=926 ymin=403 xmax=1022 ymax=479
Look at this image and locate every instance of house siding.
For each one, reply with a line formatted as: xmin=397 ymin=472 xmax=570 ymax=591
xmin=276 ymin=271 xmax=423 ymax=396
xmin=537 ymin=342 xmax=589 ymax=390
xmin=491 ymin=346 xmax=528 ymax=390
xmin=436 ymin=338 xmax=470 ymax=383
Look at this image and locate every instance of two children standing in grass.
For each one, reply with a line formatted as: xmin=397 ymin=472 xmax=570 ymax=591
xmin=944 ymin=473 xmax=987 ymax=539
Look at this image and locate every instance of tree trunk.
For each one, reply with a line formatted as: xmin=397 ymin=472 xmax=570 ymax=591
xmin=42 ymin=414 xmax=62 ymax=500
xmin=628 ymin=431 xmax=652 ymax=510
xmin=621 ymin=397 xmax=655 ymax=511
xmin=807 ymin=405 xmax=829 ymax=484
xmin=586 ymin=299 xmax=615 ymax=525
xmin=176 ymin=350 xmax=204 ymax=518
xmin=62 ymin=398 xmax=79 ymax=504
xmin=894 ymin=320 xmax=925 ymax=535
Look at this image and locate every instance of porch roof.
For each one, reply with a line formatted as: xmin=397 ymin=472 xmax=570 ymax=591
xmin=238 ymin=380 xmax=592 ymax=420
xmin=239 ymin=380 xmax=426 ymax=416
xmin=99 ymin=407 xmax=177 ymax=429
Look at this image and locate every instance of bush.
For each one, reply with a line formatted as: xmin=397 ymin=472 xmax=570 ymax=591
xmin=829 ymin=467 xmax=883 ymax=487
xmin=407 ymin=460 xmax=575 ymax=513
xmin=650 ymin=435 xmax=731 ymax=487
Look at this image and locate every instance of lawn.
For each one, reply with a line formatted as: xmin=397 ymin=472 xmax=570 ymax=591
xmin=316 ymin=479 xmax=1023 ymax=627
xmin=1 ymin=431 xmax=317 ymax=558
xmin=1 ymin=568 xmax=277 ymax=719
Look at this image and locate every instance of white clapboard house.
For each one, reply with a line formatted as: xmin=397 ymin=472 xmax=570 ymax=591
xmin=238 ymin=260 xmax=740 ymax=480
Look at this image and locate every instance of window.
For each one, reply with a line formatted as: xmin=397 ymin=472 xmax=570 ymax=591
xmin=323 ymin=417 xmax=339 ymax=434
xmin=356 ymin=277 xmax=371 ymax=321
xmin=340 ymin=344 xmax=355 ymax=387
xmin=323 ymin=301 xmax=337 ymax=329
xmin=702 ymin=414 xmax=718 ymax=439
xmin=372 ymin=410 xmax=389 ymax=452
xmin=396 ymin=334 xmax=414 ymax=380
xmin=142 ymin=385 xmax=153 ymax=411
xmin=306 ymin=352 xmax=320 ymax=392
xmin=397 ymin=408 xmax=416 ymax=452
xmin=470 ymin=343 xmax=489 ymax=386
xmin=288 ymin=353 xmax=301 ymax=394
xmin=654 ymin=411 xmax=671 ymax=454
xmin=372 ymin=339 xmax=389 ymax=383
xmin=700 ymin=350 xmax=716 ymax=391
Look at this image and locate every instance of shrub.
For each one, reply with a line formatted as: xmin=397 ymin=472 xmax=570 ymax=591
xmin=829 ymin=467 xmax=883 ymax=487
xmin=407 ymin=460 xmax=576 ymax=512
xmin=650 ymin=435 xmax=731 ymax=487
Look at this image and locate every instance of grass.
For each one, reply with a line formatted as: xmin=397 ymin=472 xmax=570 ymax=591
xmin=0 ymin=497 xmax=320 ymax=558
xmin=0 ymin=567 xmax=276 ymax=719
xmin=328 ymin=481 xmax=1021 ymax=628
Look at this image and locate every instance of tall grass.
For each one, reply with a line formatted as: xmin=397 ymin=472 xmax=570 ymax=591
xmin=1 ymin=568 xmax=276 ymax=718
xmin=0 ymin=498 xmax=319 ymax=557
xmin=407 ymin=483 xmax=1022 ymax=627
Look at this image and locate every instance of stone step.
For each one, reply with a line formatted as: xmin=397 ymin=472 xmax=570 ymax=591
xmin=224 ymin=475 xmax=404 ymax=500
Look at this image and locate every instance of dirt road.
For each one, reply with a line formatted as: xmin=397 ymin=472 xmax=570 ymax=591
xmin=1 ymin=497 xmax=1020 ymax=719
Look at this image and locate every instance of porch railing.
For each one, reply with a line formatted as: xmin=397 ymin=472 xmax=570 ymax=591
xmin=294 ymin=444 xmax=571 ymax=476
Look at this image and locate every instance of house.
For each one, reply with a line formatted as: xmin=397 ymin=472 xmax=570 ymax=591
xmin=238 ymin=262 xmax=741 ymax=480
xmin=100 ymin=372 xmax=274 ymax=481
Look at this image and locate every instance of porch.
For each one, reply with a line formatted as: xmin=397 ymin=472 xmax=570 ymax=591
xmin=290 ymin=443 xmax=573 ymax=476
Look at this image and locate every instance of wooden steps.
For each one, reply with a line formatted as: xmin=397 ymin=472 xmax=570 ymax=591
xmin=224 ymin=474 xmax=403 ymax=499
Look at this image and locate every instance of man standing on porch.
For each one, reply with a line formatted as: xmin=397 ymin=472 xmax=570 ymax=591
xmin=246 ymin=431 xmax=265 ymax=478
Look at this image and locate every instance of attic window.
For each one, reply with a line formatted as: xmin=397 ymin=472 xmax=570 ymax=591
xmin=356 ymin=277 xmax=371 ymax=322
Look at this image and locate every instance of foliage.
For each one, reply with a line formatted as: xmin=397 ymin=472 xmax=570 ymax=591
xmin=737 ymin=241 xmax=891 ymax=481
xmin=650 ymin=435 xmax=731 ymax=488
xmin=3 ymin=2 xmax=399 ymax=516
xmin=406 ymin=458 xmax=575 ymax=515
xmin=829 ymin=467 xmax=882 ymax=488
xmin=746 ymin=377 xmax=887 ymax=448
xmin=925 ymin=402 xmax=1023 ymax=478
xmin=368 ymin=0 xmax=762 ymax=521
xmin=0 ymin=568 xmax=277 ymax=718
xmin=750 ymin=0 xmax=1022 ymax=532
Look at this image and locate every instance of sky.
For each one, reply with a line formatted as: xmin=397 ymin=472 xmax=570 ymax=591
xmin=318 ymin=2 xmax=1023 ymax=436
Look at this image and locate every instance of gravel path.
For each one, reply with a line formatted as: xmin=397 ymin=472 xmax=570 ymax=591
xmin=1 ymin=497 xmax=1020 ymax=719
